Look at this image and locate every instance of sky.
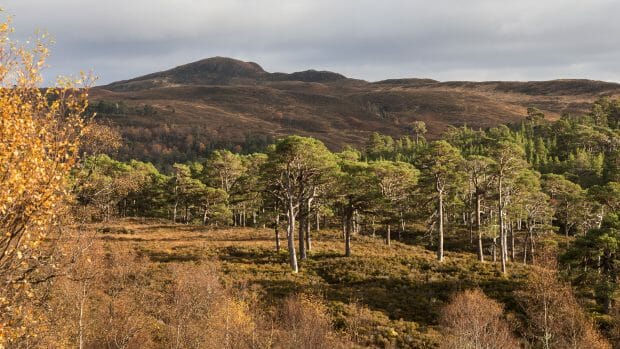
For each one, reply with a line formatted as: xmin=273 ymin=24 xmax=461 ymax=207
xmin=4 ymin=0 xmax=620 ymax=85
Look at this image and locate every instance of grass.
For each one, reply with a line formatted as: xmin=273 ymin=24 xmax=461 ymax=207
xmin=91 ymin=218 xmax=536 ymax=348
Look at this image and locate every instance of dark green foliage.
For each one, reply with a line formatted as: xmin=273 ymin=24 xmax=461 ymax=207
xmin=562 ymin=215 xmax=620 ymax=314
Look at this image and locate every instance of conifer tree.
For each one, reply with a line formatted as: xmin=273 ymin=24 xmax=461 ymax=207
xmin=419 ymin=141 xmax=464 ymax=261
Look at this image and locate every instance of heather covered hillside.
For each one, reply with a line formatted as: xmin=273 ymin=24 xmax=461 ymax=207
xmin=89 ymin=57 xmax=620 ymax=164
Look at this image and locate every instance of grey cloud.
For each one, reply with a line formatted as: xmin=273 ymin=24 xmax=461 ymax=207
xmin=3 ymin=0 xmax=620 ymax=84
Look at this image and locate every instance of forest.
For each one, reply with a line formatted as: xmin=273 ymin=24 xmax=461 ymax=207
xmin=76 ymin=99 xmax=620 ymax=269
xmin=65 ymin=97 xmax=620 ymax=347
xmin=3 ymin=17 xmax=620 ymax=349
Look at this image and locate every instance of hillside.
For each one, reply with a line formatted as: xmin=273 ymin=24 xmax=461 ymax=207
xmin=91 ymin=57 xmax=620 ymax=163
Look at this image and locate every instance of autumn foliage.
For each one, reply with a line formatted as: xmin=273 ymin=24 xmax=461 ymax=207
xmin=0 ymin=18 xmax=89 ymax=344
xmin=517 ymin=268 xmax=611 ymax=349
xmin=440 ymin=288 xmax=521 ymax=349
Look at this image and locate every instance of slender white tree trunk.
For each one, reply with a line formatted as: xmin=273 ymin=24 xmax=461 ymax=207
xmin=476 ymin=194 xmax=484 ymax=262
xmin=498 ymin=176 xmax=506 ymax=274
xmin=438 ymin=189 xmax=444 ymax=262
xmin=287 ymin=200 xmax=298 ymax=273
xmin=275 ymin=211 xmax=281 ymax=253
xmin=345 ymin=205 xmax=352 ymax=257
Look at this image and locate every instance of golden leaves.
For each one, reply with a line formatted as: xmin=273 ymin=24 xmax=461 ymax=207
xmin=0 ymin=16 xmax=88 ymax=346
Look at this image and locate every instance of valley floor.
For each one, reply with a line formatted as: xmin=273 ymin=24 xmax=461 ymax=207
xmin=91 ymin=219 xmax=538 ymax=348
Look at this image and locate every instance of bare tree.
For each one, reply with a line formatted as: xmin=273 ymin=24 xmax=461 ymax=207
xmin=440 ymin=288 xmax=521 ymax=349
xmin=517 ymin=268 xmax=611 ymax=349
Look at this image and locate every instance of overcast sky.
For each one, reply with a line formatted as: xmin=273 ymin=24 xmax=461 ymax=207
xmin=4 ymin=0 xmax=620 ymax=85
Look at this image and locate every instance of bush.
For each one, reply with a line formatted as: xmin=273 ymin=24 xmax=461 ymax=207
xmin=440 ymin=288 xmax=520 ymax=349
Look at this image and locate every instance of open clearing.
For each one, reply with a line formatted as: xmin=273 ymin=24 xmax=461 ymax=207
xmin=92 ymin=219 xmax=536 ymax=348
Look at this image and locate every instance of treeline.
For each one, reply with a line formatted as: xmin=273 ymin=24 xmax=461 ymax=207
xmin=365 ymin=100 xmax=620 ymax=188
xmin=88 ymin=100 xmax=159 ymax=116
xmin=76 ymin=97 xmax=620 ymax=320
xmin=90 ymin=99 xmax=276 ymax=165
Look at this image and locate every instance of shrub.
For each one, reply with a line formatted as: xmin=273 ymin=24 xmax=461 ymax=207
xmin=440 ymin=288 xmax=520 ymax=349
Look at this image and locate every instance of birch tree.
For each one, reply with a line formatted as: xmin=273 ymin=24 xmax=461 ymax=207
xmin=0 ymin=19 xmax=89 ymax=344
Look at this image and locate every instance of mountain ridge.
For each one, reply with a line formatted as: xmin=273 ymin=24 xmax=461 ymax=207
xmin=103 ymin=57 xmax=354 ymax=91
xmin=91 ymin=57 xmax=620 ymax=163
xmin=102 ymin=56 xmax=620 ymax=93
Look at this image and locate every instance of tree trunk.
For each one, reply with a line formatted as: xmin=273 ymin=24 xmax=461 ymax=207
xmin=275 ymin=212 xmax=281 ymax=253
xmin=262 ymin=207 xmax=266 ymax=229
xmin=173 ymin=201 xmax=178 ymax=223
xmin=476 ymin=194 xmax=484 ymax=262
xmin=316 ymin=211 xmax=320 ymax=232
xmin=565 ymin=208 xmax=569 ymax=237
xmin=386 ymin=224 xmax=391 ymax=246
xmin=305 ymin=216 xmax=312 ymax=252
xmin=438 ymin=189 xmax=444 ymax=262
xmin=371 ymin=217 xmax=376 ymax=237
xmin=305 ymin=197 xmax=313 ymax=251
xmin=530 ymin=228 xmax=535 ymax=265
xmin=242 ymin=205 xmax=247 ymax=227
xmin=498 ymin=176 xmax=507 ymax=274
xmin=345 ymin=201 xmax=352 ymax=257
xmin=510 ymin=220 xmax=515 ymax=262
xmin=469 ymin=211 xmax=473 ymax=244
xmin=298 ymin=202 xmax=307 ymax=260
xmin=287 ymin=200 xmax=298 ymax=273
xmin=399 ymin=212 xmax=404 ymax=241
xmin=604 ymin=295 xmax=612 ymax=315
xmin=523 ymin=232 xmax=529 ymax=264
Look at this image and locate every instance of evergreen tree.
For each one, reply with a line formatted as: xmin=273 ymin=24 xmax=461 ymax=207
xmin=419 ymin=141 xmax=464 ymax=262
xmin=261 ymin=136 xmax=338 ymax=272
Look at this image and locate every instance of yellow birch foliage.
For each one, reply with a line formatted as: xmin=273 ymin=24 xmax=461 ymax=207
xmin=0 ymin=16 xmax=88 ymax=345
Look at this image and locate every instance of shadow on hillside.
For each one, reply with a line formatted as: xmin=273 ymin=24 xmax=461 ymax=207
xmin=138 ymin=249 xmax=202 ymax=263
xmin=254 ymin=279 xmax=313 ymax=299
xmin=311 ymin=250 xmax=346 ymax=260
xmin=204 ymin=237 xmax=274 ymax=242
xmin=101 ymin=233 xmax=274 ymax=244
xmin=251 ymin=268 xmax=521 ymax=326
xmin=101 ymin=235 xmax=208 ymax=243
xmin=128 ymin=223 xmax=269 ymax=233
xmin=324 ymin=275 xmax=520 ymax=325
xmin=389 ymin=227 xmax=484 ymax=256
xmin=218 ymin=246 xmax=287 ymax=265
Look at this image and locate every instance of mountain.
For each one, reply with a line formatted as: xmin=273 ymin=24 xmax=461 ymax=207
xmin=91 ymin=57 xmax=620 ymax=163
xmin=103 ymin=57 xmax=349 ymax=91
